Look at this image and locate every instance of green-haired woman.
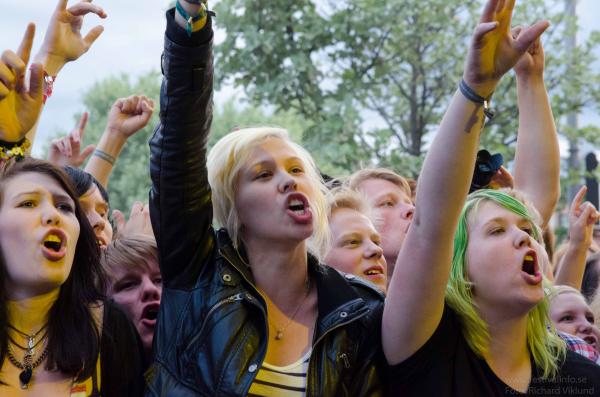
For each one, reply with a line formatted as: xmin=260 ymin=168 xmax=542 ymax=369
xmin=382 ymin=0 xmax=600 ymax=395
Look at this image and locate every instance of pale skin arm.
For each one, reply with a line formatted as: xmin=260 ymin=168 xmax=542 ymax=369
xmin=382 ymin=0 xmax=550 ymax=365
xmin=512 ymin=35 xmax=559 ymax=228
xmin=0 ymin=24 xmax=43 ymax=144
xmin=25 ymin=0 xmax=106 ymax=152
xmin=554 ymin=186 xmax=600 ymax=288
xmin=84 ymin=95 xmax=154 ymax=188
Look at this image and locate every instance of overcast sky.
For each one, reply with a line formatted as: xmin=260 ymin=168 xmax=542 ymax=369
xmin=0 ymin=0 xmax=598 ymax=156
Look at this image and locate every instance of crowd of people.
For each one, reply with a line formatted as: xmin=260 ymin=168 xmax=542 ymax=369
xmin=1 ymin=0 xmax=600 ymax=395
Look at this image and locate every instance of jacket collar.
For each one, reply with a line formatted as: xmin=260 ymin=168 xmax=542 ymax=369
xmin=216 ymin=229 xmax=369 ymax=332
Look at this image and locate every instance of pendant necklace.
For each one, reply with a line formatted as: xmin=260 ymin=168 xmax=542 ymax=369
xmin=271 ymin=277 xmax=312 ymax=341
xmin=6 ymin=323 xmax=49 ymax=389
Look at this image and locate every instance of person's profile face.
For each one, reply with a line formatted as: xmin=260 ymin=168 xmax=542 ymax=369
xmin=79 ymin=184 xmax=113 ymax=248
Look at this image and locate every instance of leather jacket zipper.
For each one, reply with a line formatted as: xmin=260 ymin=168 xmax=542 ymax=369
xmin=306 ymin=309 xmax=370 ymax=397
xmin=194 ymin=292 xmax=244 ymax=340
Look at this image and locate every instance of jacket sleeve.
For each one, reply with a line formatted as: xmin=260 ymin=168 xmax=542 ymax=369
xmin=149 ymin=9 xmax=214 ymax=289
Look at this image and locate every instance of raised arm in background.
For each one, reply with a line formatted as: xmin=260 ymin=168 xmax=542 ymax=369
xmin=25 ymin=0 xmax=106 ymax=150
xmin=48 ymin=111 xmax=95 ymax=167
xmin=554 ymin=186 xmax=600 ymax=288
xmin=512 ymin=34 xmax=560 ymax=228
xmin=84 ymin=95 xmax=154 ymax=188
xmin=382 ymin=0 xmax=549 ymax=365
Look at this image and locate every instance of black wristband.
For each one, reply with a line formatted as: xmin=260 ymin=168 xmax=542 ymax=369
xmin=459 ymin=79 xmax=495 ymax=120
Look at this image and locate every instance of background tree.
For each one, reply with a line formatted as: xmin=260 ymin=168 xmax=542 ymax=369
xmin=43 ymin=71 xmax=307 ymax=211
xmin=214 ymin=0 xmax=600 ymax=180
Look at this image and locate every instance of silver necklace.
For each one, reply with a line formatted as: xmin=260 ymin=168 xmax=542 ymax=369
xmin=6 ymin=323 xmax=48 ymax=389
xmin=270 ymin=278 xmax=312 ymax=341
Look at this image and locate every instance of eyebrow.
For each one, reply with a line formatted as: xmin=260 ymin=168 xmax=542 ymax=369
xmin=248 ymin=156 xmax=304 ymax=169
xmin=14 ymin=190 xmax=74 ymax=205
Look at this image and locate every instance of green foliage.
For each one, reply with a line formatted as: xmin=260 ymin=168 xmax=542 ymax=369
xmin=214 ymin=0 xmax=600 ymax=181
xmin=54 ymin=71 xmax=312 ymax=211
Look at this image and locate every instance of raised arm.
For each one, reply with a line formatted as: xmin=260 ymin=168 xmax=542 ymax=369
xmin=84 ymin=95 xmax=154 ymax=188
xmin=149 ymin=1 xmax=214 ymax=288
xmin=512 ymin=35 xmax=559 ymax=228
xmin=554 ymin=186 xmax=600 ymax=288
xmin=382 ymin=0 xmax=549 ymax=365
xmin=26 ymin=0 xmax=106 ymax=149
xmin=48 ymin=111 xmax=96 ymax=167
xmin=0 ymin=24 xmax=43 ymax=152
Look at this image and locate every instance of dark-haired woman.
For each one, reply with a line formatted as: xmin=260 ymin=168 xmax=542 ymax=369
xmin=0 ymin=158 xmax=145 ymax=396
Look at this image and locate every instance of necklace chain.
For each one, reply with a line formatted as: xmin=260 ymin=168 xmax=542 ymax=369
xmin=6 ymin=322 xmax=49 ymax=389
xmin=269 ymin=277 xmax=312 ymax=341
xmin=6 ymin=343 xmax=48 ymax=371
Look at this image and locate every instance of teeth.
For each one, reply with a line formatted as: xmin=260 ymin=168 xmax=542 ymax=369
xmin=524 ymin=255 xmax=534 ymax=261
xmin=45 ymin=234 xmax=61 ymax=243
xmin=290 ymin=199 xmax=303 ymax=206
xmin=365 ymin=269 xmax=381 ymax=275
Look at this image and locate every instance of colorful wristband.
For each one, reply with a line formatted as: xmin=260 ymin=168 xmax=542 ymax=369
xmin=175 ymin=0 xmax=208 ymax=37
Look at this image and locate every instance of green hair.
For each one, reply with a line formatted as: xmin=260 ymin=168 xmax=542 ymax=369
xmin=445 ymin=189 xmax=565 ymax=379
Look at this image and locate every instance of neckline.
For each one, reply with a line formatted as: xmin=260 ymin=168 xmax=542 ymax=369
xmin=262 ymin=349 xmax=312 ymax=371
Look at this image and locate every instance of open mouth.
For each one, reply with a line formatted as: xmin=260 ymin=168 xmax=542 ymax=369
xmin=285 ymin=193 xmax=312 ymax=224
xmin=522 ymin=251 xmax=537 ymax=276
xmin=364 ymin=266 xmax=384 ymax=277
xmin=41 ymin=229 xmax=67 ymax=260
xmin=97 ymin=236 xmax=108 ymax=248
xmin=583 ymin=335 xmax=597 ymax=349
xmin=141 ymin=303 xmax=160 ymax=325
xmin=44 ymin=234 xmax=63 ymax=252
xmin=288 ymin=196 xmax=308 ymax=215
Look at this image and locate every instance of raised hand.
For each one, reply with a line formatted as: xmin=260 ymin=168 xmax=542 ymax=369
xmin=107 ymin=95 xmax=155 ymax=138
xmin=113 ymin=202 xmax=154 ymax=240
xmin=36 ymin=0 xmax=107 ymax=75
xmin=568 ymin=186 xmax=600 ymax=248
xmin=48 ymin=111 xmax=95 ymax=167
xmin=463 ymin=0 xmax=550 ymax=97
xmin=0 ymin=24 xmax=44 ymax=142
xmin=489 ymin=165 xmax=515 ymax=189
xmin=513 ymin=30 xmax=545 ymax=79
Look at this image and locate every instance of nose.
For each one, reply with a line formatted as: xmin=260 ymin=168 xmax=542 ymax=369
xmin=514 ymin=228 xmax=532 ymax=249
xmin=364 ymin=240 xmax=384 ymax=260
xmin=401 ymin=204 xmax=415 ymax=220
xmin=577 ymin=319 xmax=593 ymax=335
xmin=87 ymin=210 xmax=106 ymax=233
xmin=278 ymin=174 xmax=298 ymax=193
xmin=42 ymin=205 xmax=61 ymax=226
xmin=141 ymin=276 xmax=161 ymax=302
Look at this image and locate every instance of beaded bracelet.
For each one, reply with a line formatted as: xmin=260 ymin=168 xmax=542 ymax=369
xmin=0 ymin=138 xmax=31 ymax=161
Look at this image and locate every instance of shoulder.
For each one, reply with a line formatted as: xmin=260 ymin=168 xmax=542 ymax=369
xmin=338 ymin=271 xmax=386 ymax=301
xmin=557 ymin=350 xmax=600 ymax=389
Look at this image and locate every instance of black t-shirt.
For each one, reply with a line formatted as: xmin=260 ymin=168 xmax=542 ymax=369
xmin=385 ymin=304 xmax=600 ymax=396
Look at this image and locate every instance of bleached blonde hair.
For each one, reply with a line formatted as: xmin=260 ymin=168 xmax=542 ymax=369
xmin=207 ymin=127 xmax=330 ymax=260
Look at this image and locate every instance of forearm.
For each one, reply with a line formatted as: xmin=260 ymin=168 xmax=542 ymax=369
xmin=149 ymin=8 xmax=214 ymax=288
xmin=84 ymin=128 xmax=127 ymax=188
xmin=513 ymin=76 xmax=560 ymax=227
xmin=383 ymin=90 xmax=485 ymax=364
xmin=554 ymin=241 xmax=589 ymax=289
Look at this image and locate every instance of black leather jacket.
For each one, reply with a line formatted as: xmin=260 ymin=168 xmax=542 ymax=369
xmin=146 ymin=11 xmax=386 ymax=397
